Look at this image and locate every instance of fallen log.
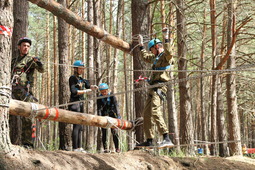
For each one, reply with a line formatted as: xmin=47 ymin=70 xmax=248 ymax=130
xmin=9 ymin=99 xmax=141 ymax=130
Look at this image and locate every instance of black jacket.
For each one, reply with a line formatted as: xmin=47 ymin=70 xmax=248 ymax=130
xmin=97 ymin=93 xmax=120 ymax=119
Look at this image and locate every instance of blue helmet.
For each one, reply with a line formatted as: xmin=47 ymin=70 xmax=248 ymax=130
xmin=99 ymin=83 xmax=109 ymax=90
xmin=73 ymin=60 xmax=84 ymax=67
xmin=148 ymin=38 xmax=162 ymax=50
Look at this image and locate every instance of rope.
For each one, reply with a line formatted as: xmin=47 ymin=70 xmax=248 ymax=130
xmin=35 ymin=63 xmax=255 ymax=111
xmin=29 ymin=103 xmax=38 ymax=119
xmin=105 ymin=116 xmax=115 ymax=129
xmin=0 ymin=86 xmax=12 ymax=108
xmin=130 ymin=117 xmax=144 ymax=131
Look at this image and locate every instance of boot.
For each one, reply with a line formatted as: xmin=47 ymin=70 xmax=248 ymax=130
xmin=135 ymin=138 xmax=153 ymax=149
xmin=158 ymin=133 xmax=174 ymax=149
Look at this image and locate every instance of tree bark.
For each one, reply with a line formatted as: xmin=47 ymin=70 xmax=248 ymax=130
xmin=209 ymin=0 xmax=218 ymax=156
xmin=200 ymin=8 xmax=209 ymax=155
xmin=226 ymin=0 xmax=242 ymax=156
xmin=58 ymin=0 xmax=72 ymax=151
xmin=28 ymin=0 xmax=130 ymax=53
xmin=176 ymin=0 xmax=194 ymax=155
xmin=217 ymin=77 xmax=229 ymax=157
xmin=0 ymin=0 xmax=13 ymax=153
xmin=9 ymin=0 xmax=29 ymax=146
xmin=131 ymin=0 xmax=150 ymax=144
xmin=86 ymin=0 xmax=95 ymax=151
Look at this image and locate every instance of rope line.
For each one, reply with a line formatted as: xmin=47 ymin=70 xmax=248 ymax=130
xmin=35 ymin=63 xmax=255 ymax=111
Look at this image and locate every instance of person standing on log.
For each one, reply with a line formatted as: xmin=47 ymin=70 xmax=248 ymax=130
xmin=97 ymin=83 xmax=121 ymax=153
xmin=135 ymin=28 xmax=174 ymax=149
xmin=11 ymin=37 xmax=44 ymax=148
xmin=68 ymin=60 xmax=97 ymax=152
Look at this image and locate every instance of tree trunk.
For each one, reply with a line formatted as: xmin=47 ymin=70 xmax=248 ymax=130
xmin=209 ymin=0 xmax=218 ymax=156
xmin=131 ymin=0 xmax=150 ymax=144
xmin=86 ymin=0 xmax=95 ymax=151
xmin=53 ymin=15 xmax=58 ymax=150
xmin=200 ymin=8 xmax=209 ymax=155
xmin=9 ymin=0 xmax=29 ymax=146
xmin=217 ymin=77 xmax=229 ymax=157
xmin=0 ymin=0 xmax=13 ymax=153
xmin=226 ymin=0 xmax=242 ymax=156
xmin=93 ymin=0 xmax=102 ymax=152
xmin=217 ymin=7 xmax=229 ymax=157
xmin=58 ymin=0 xmax=72 ymax=151
xmin=176 ymin=0 xmax=194 ymax=155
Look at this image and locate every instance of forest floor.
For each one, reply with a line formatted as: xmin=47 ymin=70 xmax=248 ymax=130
xmin=1 ymin=145 xmax=255 ymax=170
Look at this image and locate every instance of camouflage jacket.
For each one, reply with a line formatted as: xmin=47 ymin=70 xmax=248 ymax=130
xmin=140 ymin=40 xmax=173 ymax=84
xmin=11 ymin=54 xmax=44 ymax=88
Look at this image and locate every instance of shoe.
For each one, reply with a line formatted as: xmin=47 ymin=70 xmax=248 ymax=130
xmin=78 ymin=148 xmax=87 ymax=153
xmin=73 ymin=148 xmax=79 ymax=152
xmin=116 ymin=149 xmax=120 ymax=153
xmin=104 ymin=150 xmax=110 ymax=153
xmin=158 ymin=140 xmax=174 ymax=149
xmin=135 ymin=140 xmax=153 ymax=149
xmin=73 ymin=148 xmax=87 ymax=153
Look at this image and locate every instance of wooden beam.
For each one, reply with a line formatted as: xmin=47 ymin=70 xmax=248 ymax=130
xmin=9 ymin=99 xmax=135 ymax=130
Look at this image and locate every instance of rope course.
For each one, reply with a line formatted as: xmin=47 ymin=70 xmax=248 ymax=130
xmin=34 ymin=63 xmax=255 ymax=111
xmin=7 ymin=24 xmax=255 ymax=151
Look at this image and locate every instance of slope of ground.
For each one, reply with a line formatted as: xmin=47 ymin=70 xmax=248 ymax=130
xmin=1 ymin=146 xmax=255 ymax=170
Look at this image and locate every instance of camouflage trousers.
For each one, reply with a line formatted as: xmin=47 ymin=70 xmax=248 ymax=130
xmin=11 ymin=88 xmax=35 ymax=147
xmin=143 ymin=85 xmax=169 ymax=139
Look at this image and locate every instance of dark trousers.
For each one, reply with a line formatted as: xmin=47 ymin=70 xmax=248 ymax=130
xmin=101 ymin=128 xmax=119 ymax=150
xmin=69 ymin=102 xmax=84 ymax=149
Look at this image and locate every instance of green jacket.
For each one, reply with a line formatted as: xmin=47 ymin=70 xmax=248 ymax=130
xmin=11 ymin=54 xmax=44 ymax=88
xmin=140 ymin=40 xmax=173 ymax=84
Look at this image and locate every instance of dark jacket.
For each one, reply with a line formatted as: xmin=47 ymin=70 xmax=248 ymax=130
xmin=97 ymin=93 xmax=120 ymax=119
xmin=69 ymin=75 xmax=90 ymax=102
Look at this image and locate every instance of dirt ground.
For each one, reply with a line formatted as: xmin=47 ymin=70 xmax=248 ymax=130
xmin=1 ymin=146 xmax=255 ymax=170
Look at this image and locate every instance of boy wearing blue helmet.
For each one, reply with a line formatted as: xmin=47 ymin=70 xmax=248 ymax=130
xmin=69 ymin=60 xmax=98 ymax=152
xmin=97 ymin=83 xmax=121 ymax=153
xmin=136 ymin=28 xmax=174 ymax=149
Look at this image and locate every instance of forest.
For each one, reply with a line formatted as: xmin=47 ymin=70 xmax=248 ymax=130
xmin=0 ymin=0 xmax=255 ymax=169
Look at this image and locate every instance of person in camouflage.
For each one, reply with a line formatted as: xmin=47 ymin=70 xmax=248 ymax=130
xmin=11 ymin=37 xmax=44 ymax=147
xmin=135 ymin=28 xmax=174 ymax=149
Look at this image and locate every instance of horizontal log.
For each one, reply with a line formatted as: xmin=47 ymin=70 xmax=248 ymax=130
xmin=9 ymin=99 xmax=135 ymax=130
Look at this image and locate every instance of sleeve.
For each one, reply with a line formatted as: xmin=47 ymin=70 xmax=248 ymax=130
xmin=35 ymin=60 xmax=44 ymax=73
xmin=69 ymin=76 xmax=78 ymax=95
xmin=112 ymin=96 xmax=121 ymax=119
xmin=26 ymin=57 xmax=44 ymax=73
xmin=163 ymin=39 xmax=173 ymax=61
xmin=140 ymin=49 xmax=156 ymax=64
xmin=83 ymin=79 xmax=91 ymax=89
xmin=97 ymin=99 xmax=102 ymax=116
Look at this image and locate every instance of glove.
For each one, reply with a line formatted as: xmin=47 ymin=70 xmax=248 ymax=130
xmin=90 ymin=85 xmax=98 ymax=91
xmin=137 ymin=34 xmax=144 ymax=46
xmin=162 ymin=27 xmax=169 ymax=39
xmin=33 ymin=57 xmax=40 ymax=62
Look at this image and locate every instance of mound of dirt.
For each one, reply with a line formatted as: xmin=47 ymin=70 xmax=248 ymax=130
xmin=1 ymin=146 xmax=255 ymax=170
